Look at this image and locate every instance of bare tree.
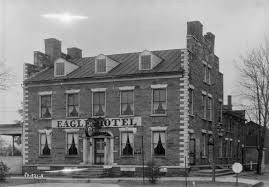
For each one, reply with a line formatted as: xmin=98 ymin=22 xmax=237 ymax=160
xmin=237 ymin=38 xmax=269 ymax=174
xmin=0 ymin=63 xmax=12 ymax=90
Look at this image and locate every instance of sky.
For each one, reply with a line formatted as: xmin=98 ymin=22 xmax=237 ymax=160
xmin=0 ymin=0 xmax=268 ymax=123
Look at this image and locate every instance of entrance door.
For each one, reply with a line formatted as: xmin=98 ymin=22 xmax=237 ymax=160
xmin=95 ymin=138 xmax=105 ymax=164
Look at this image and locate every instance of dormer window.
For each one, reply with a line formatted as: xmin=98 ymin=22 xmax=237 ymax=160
xmin=56 ymin=62 xmax=65 ymax=76
xmin=141 ymin=55 xmax=151 ymax=70
xmin=54 ymin=58 xmax=79 ymax=77
xmin=96 ymin=59 xmax=106 ymax=73
xmin=139 ymin=50 xmax=162 ymax=71
xmin=95 ymin=54 xmax=119 ymax=74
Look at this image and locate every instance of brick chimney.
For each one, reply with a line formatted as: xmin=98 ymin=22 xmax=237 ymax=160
xmin=204 ymin=32 xmax=215 ymax=53
xmin=187 ymin=21 xmax=203 ymax=41
xmin=33 ymin=51 xmax=50 ymax=68
xmin=227 ymin=95 xmax=232 ymax=110
xmin=67 ymin=47 xmax=82 ymax=59
xmin=44 ymin=38 xmax=62 ymax=66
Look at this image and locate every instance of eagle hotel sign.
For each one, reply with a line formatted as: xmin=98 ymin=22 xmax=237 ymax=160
xmin=52 ymin=117 xmax=142 ymax=128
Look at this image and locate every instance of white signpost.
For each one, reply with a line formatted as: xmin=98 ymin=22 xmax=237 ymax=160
xmin=232 ymin=162 xmax=243 ymax=186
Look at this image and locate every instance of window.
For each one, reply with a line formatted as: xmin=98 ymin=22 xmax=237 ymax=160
xmin=223 ymin=140 xmax=227 ymax=158
xmin=121 ymin=90 xmax=134 ymax=116
xmin=152 ymin=131 xmax=166 ymax=156
xmin=219 ymin=138 xmax=223 ymax=157
xmin=202 ymin=133 xmax=206 ymax=157
xmin=218 ymin=101 xmax=222 ymax=123
xmin=40 ymin=133 xmax=51 ymax=156
xmin=66 ymin=133 xmax=78 ymax=155
xmin=141 ymin=55 xmax=151 ymax=70
xmin=203 ymin=64 xmax=207 ymax=82
xmin=152 ymin=89 xmax=167 ymax=115
xmin=40 ymin=95 xmax=52 ymax=118
xmin=67 ymin=93 xmax=79 ymax=117
xmin=189 ymin=88 xmax=194 ymax=115
xmin=202 ymin=94 xmax=207 ymax=119
xmin=208 ymin=97 xmax=212 ymax=121
xmin=121 ymin=131 xmax=134 ymax=156
xmin=207 ymin=67 xmax=211 ymax=84
xmin=230 ymin=141 xmax=233 ymax=158
xmin=96 ymin=59 xmax=106 ymax=73
xmin=56 ymin=62 xmax=65 ymax=76
xmin=93 ymin=92 xmax=106 ymax=116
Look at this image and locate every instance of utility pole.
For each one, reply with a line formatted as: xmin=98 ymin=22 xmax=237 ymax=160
xmin=142 ymin=135 xmax=145 ymax=184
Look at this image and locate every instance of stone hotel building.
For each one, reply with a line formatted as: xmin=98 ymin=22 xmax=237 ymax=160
xmin=22 ymin=21 xmax=241 ymax=176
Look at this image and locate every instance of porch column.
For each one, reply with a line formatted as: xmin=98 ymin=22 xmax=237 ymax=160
xmin=104 ymin=137 xmax=107 ymax=164
xmin=110 ymin=138 xmax=114 ymax=165
xmin=83 ymin=137 xmax=88 ymax=164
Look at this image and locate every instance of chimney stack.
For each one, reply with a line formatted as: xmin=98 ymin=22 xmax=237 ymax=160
xmin=67 ymin=47 xmax=82 ymax=59
xmin=45 ymin=38 xmax=62 ymax=66
xmin=204 ymin=32 xmax=215 ymax=53
xmin=228 ymin=95 xmax=232 ymax=110
xmin=187 ymin=21 xmax=203 ymax=41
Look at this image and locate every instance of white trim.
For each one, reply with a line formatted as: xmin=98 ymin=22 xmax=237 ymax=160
xmin=202 ymin=90 xmax=207 ymax=95
xmin=189 ymin=84 xmax=195 ymax=89
xmin=150 ymin=84 xmax=168 ymax=89
xmin=38 ymin=91 xmax=52 ymax=95
xmin=26 ymin=74 xmax=183 ymax=88
xmin=119 ymin=127 xmax=137 ymax=133
xmin=64 ymin=129 xmax=80 ymax=133
xmin=38 ymin=129 xmax=52 ymax=135
xmin=65 ymin=89 xmax=80 ymax=94
xmin=118 ymin=86 xmax=135 ymax=91
xmin=150 ymin=126 xmax=168 ymax=131
xmin=208 ymin=93 xmax=212 ymax=98
xmin=91 ymin=88 xmax=107 ymax=92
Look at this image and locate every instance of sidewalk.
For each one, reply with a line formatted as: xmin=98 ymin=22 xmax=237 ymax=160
xmin=9 ymin=175 xmax=262 ymax=186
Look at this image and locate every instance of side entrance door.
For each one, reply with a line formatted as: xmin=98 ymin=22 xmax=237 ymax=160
xmin=189 ymin=138 xmax=196 ymax=165
xmin=95 ymin=138 xmax=105 ymax=164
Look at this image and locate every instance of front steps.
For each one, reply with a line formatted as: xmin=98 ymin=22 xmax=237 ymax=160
xmin=190 ymin=165 xmax=234 ymax=177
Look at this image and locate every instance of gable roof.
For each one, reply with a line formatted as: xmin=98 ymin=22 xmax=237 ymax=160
xmin=25 ymin=49 xmax=183 ymax=83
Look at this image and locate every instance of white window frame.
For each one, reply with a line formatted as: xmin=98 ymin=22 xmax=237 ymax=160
xmin=55 ymin=62 xmax=65 ymax=77
xmin=202 ymin=93 xmax=207 ymax=119
xmin=140 ymin=55 xmax=152 ymax=70
xmin=39 ymin=92 xmax=52 ymax=119
xmin=64 ymin=129 xmax=79 ymax=156
xmin=120 ymin=89 xmax=135 ymax=116
xmin=151 ymin=85 xmax=168 ymax=116
xmin=208 ymin=96 xmax=213 ymax=121
xmin=66 ymin=92 xmax=80 ymax=118
xmin=91 ymin=89 xmax=106 ymax=117
xmin=38 ymin=129 xmax=52 ymax=156
xmin=95 ymin=58 xmax=107 ymax=73
xmin=120 ymin=131 xmax=135 ymax=157
xmin=189 ymin=86 xmax=194 ymax=115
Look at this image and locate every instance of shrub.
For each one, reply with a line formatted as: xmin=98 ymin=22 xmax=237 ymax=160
xmin=145 ymin=160 xmax=161 ymax=184
xmin=0 ymin=161 xmax=9 ymax=182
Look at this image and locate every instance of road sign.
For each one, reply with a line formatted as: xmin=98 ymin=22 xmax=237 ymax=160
xmin=232 ymin=162 xmax=243 ymax=186
xmin=232 ymin=162 xmax=243 ymax=173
